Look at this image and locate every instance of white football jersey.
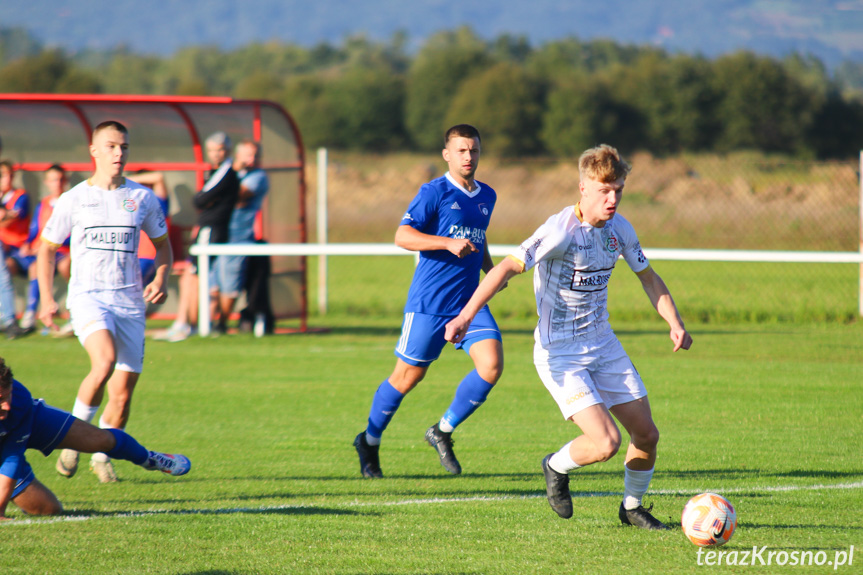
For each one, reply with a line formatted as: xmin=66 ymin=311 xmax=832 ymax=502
xmin=511 ymin=205 xmax=648 ymax=346
xmin=41 ymin=178 xmax=168 ymax=309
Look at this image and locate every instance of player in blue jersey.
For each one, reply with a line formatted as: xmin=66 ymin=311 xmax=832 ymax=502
xmin=353 ymin=124 xmax=504 ymax=477
xmin=0 ymin=356 xmax=190 ymax=520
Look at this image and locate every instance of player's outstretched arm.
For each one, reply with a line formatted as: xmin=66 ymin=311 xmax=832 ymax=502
xmin=445 ymin=257 xmax=523 ymax=343
xmin=36 ymin=241 xmax=60 ymax=329
xmin=636 ymin=266 xmax=692 ymax=352
xmin=395 ymin=224 xmax=478 ymax=258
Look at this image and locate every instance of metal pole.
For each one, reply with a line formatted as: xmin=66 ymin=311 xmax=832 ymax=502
xmin=317 ymin=148 xmax=328 ymax=315
xmin=197 ymin=227 xmax=211 ymax=337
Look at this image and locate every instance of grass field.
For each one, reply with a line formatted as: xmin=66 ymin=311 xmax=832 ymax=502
xmin=314 ymin=256 xmax=862 ymax=323
xmin=3 ymin=259 xmax=862 ymax=574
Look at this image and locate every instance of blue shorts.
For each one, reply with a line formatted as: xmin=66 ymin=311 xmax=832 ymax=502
xmin=395 ymin=306 xmax=501 ymax=367
xmin=3 ymin=248 xmax=65 ymax=275
xmin=5 ymin=246 xmax=30 ymax=276
xmin=139 ymin=258 xmax=155 ymax=286
xmin=11 ymin=399 xmax=75 ymax=499
xmin=210 ymin=254 xmax=248 ymax=297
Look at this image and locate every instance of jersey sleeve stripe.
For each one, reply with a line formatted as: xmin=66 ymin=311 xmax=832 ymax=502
xmin=506 ymin=254 xmax=526 ymax=272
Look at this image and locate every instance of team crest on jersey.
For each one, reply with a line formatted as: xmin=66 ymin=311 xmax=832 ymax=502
xmin=477 ymin=203 xmax=489 ymax=216
xmin=605 ymin=236 xmax=619 ymax=253
xmin=123 ymin=199 xmax=138 ymax=212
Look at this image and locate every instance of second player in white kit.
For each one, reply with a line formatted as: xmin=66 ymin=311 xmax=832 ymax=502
xmin=446 ymin=144 xmax=692 ymax=530
xmin=37 ymin=120 xmax=173 ymax=483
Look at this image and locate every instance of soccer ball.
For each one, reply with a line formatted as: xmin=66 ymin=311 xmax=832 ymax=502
xmin=681 ymin=493 xmax=737 ymax=547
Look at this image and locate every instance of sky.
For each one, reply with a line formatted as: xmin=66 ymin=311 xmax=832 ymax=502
xmin=1 ymin=0 xmax=862 ymax=66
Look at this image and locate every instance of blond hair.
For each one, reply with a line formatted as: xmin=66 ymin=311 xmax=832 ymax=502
xmin=578 ymin=144 xmax=631 ymax=183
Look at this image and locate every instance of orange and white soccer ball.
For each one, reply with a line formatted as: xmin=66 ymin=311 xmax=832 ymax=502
xmin=681 ymin=493 xmax=737 ymax=547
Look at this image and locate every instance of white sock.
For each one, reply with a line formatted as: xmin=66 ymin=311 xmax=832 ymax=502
xmin=72 ymin=399 xmax=99 ymax=424
xmin=438 ymin=419 xmax=454 ymax=433
xmin=365 ymin=432 xmax=381 ymax=446
xmin=549 ymin=441 xmax=581 ymax=475
xmin=623 ymin=466 xmax=654 ymax=510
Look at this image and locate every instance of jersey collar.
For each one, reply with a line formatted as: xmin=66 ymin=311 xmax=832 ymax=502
xmin=573 ymin=202 xmax=612 ymax=228
xmin=445 ymin=172 xmax=482 ymax=198
xmin=87 ymin=177 xmax=127 ymax=190
xmin=574 ymin=203 xmax=584 ymax=223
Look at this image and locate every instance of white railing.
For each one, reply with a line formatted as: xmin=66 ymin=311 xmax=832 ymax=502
xmin=186 ymin=148 xmax=863 ymax=336
xmin=189 ymin=236 xmax=863 ymax=336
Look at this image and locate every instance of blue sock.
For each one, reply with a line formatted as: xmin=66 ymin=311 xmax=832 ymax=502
xmin=26 ymin=279 xmax=39 ymax=312
xmin=105 ymin=428 xmax=149 ymax=465
xmin=441 ymin=370 xmax=495 ymax=430
xmin=366 ymin=380 xmax=405 ymax=439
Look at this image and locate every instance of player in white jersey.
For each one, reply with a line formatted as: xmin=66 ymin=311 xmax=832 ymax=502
xmin=37 ymin=121 xmax=172 ymax=483
xmin=446 ymin=144 xmax=692 ymax=530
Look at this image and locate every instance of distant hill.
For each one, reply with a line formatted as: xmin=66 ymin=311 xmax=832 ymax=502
xmin=1 ymin=0 xmax=862 ymax=67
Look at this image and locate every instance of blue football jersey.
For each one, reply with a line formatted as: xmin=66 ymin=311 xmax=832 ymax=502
xmin=0 ymin=381 xmax=34 ymax=480
xmin=401 ymin=173 xmax=496 ymax=315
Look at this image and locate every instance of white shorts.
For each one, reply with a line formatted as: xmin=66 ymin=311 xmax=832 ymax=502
xmin=68 ymin=294 xmax=146 ymax=373
xmin=534 ymin=331 xmax=647 ymax=420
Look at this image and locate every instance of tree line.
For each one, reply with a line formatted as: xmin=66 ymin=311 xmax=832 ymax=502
xmin=2 ymin=26 xmax=862 ymax=159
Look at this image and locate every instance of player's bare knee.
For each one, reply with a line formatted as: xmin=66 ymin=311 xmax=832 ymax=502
xmin=476 ymin=360 xmax=503 ymax=385
xmin=389 ymin=369 xmax=425 ymax=393
xmin=631 ymin=424 xmax=660 ymax=451
xmin=93 ymin=427 xmax=118 ymax=453
xmin=597 ymin=437 xmax=621 ymax=462
xmin=16 ymin=490 xmax=63 ymax=516
xmin=89 ymin=359 xmax=115 ymax=383
xmin=587 ymin=430 xmax=621 ymax=462
xmin=38 ymin=499 xmax=63 ymax=516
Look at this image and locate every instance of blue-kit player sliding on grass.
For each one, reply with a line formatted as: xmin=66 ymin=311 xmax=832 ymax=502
xmin=445 ymin=144 xmax=692 ymax=529
xmin=0 ymin=356 xmax=190 ymax=520
xmin=353 ymin=124 xmax=504 ymax=478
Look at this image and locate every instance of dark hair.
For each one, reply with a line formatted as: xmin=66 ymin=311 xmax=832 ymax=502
xmin=92 ymin=120 xmax=129 ymax=138
xmin=0 ymin=159 xmax=14 ymax=173
xmin=0 ymin=357 xmax=12 ymax=389
xmin=46 ymin=163 xmax=65 ymax=175
xmin=444 ymin=124 xmax=481 ymax=146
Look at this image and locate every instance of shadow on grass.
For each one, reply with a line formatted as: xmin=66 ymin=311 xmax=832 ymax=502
xmin=61 ymin=505 xmax=369 ymax=519
xmin=173 ymin=467 xmax=863 ymax=488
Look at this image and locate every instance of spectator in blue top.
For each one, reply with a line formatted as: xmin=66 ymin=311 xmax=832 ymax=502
xmin=209 ymin=139 xmax=269 ymax=335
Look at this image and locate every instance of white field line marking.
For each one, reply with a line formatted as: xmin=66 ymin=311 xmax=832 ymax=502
xmin=4 ymin=480 xmax=862 ymax=527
